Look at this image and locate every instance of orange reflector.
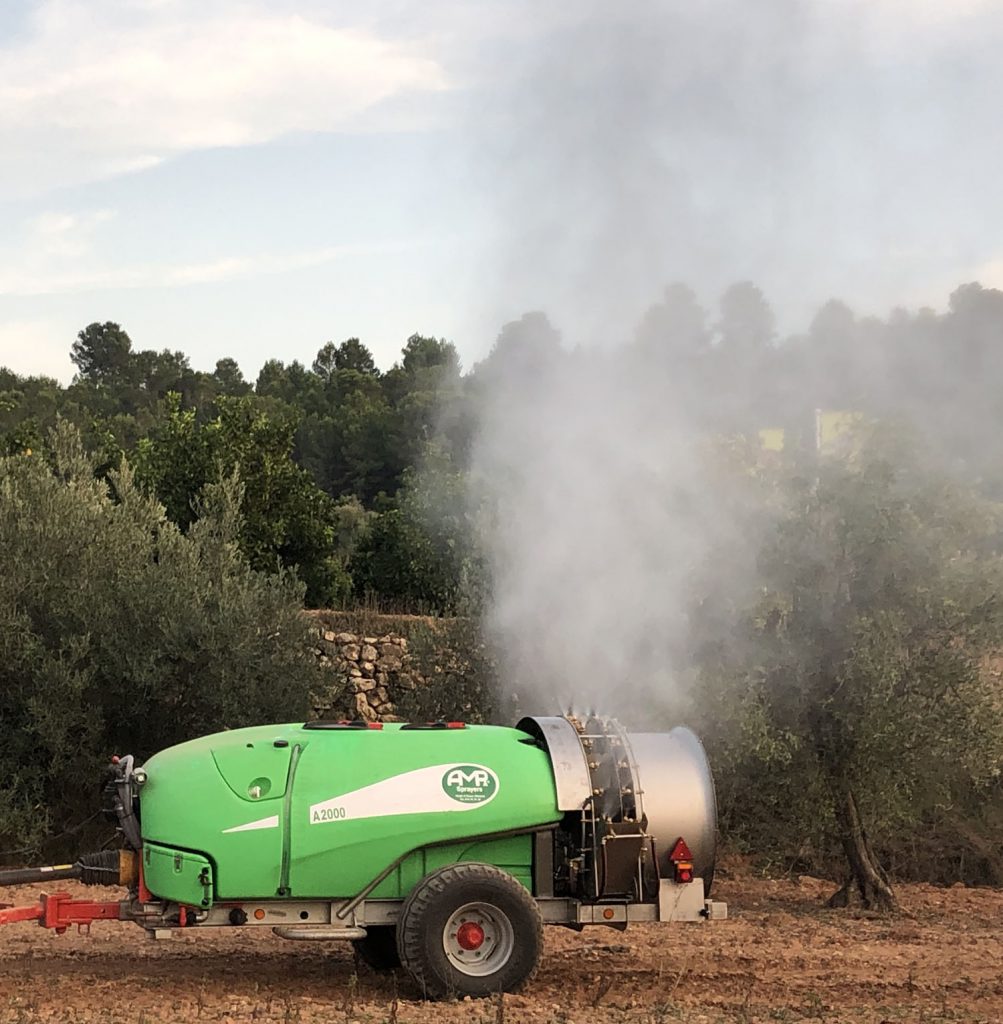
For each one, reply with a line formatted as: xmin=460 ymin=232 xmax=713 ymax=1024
xmin=602 ymin=908 xmax=615 ymax=920
xmin=367 ymin=722 xmax=383 ymax=730
xmin=254 ymin=909 xmax=265 ymax=921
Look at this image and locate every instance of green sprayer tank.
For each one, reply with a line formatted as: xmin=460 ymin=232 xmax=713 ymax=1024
xmin=0 ymin=716 xmax=726 ymax=999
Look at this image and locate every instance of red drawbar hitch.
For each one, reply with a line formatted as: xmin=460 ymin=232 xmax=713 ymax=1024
xmin=0 ymin=892 xmax=121 ymax=934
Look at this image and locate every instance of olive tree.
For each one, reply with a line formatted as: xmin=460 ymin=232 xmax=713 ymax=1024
xmin=695 ymin=428 xmax=1003 ymax=908
xmin=0 ymin=422 xmax=321 ymax=856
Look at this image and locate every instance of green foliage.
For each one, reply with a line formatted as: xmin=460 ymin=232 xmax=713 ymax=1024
xmin=134 ymin=394 xmax=354 ymax=607
xmin=212 ymin=357 xmax=251 ymax=396
xmin=382 ymin=334 xmax=465 ymax=475
xmin=70 ymin=322 xmax=134 ymax=384
xmin=4 ymin=325 xmax=475 ymax=608
xmin=0 ymin=370 xmax=63 ymax=456
xmin=0 ymin=423 xmax=321 ymax=856
xmin=350 ymin=453 xmax=487 ymax=615
xmin=693 ymin=426 xmax=1003 ymax=880
xmin=312 ymin=338 xmax=378 ymax=379
xmin=296 ymin=342 xmax=398 ymax=502
xmin=350 ymin=507 xmax=445 ymax=611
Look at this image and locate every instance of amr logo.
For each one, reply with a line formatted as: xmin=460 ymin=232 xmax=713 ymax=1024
xmin=441 ymin=764 xmax=499 ymax=805
xmin=446 ymin=768 xmax=491 ymax=788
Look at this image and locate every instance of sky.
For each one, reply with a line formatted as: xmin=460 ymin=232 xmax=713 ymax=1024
xmin=1 ymin=0 xmax=1002 ymax=383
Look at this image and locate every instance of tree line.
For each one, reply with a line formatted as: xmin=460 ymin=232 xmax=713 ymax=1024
xmin=4 ymin=280 xmax=1003 ymax=610
xmin=3 ymin=279 xmax=1003 ymax=905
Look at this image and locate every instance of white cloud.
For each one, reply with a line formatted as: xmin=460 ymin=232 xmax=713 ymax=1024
xmin=0 ymin=233 xmax=424 ymax=296
xmin=27 ymin=208 xmax=116 ymax=258
xmin=0 ymin=0 xmax=447 ymax=195
xmin=859 ymin=0 xmax=994 ymax=30
xmin=0 ymin=206 xmax=119 ymax=291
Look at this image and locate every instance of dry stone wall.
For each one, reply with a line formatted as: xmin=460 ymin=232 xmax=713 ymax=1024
xmin=308 ymin=612 xmax=496 ymax=725
xmin=312 ymin=629 xmax=422 ymax=722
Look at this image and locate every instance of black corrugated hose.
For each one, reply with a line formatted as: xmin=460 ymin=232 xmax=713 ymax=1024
xmin=0 ymin=850 xmax=121 ymax=887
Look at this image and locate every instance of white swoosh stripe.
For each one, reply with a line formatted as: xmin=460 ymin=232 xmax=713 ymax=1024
xmin=309 ymin=763 xmax=500 ymax=825
xmin=222 ymin=814 xmax=279 ymax=834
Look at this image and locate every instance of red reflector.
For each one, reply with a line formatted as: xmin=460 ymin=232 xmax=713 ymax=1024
xmin=446 ymin=722 xmax=466 ymax=729
xmin=668 ymin=837 xmax=694 ymax=863
xmin=367 ymin=722 xmax=383 ymax=730
xmin=674 ymin=861 xmax=694 ymax=884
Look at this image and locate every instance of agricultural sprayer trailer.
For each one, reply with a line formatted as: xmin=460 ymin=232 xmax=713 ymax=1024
xmin=0 ymin=714 xmax=725 ymax=998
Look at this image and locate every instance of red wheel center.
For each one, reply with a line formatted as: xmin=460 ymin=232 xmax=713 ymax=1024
xmin=455 ymin=921 xmax=485 ymax=950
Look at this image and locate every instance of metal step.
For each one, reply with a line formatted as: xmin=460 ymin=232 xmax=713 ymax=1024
xmin=273 ymin=925 xmax=367 ymax=940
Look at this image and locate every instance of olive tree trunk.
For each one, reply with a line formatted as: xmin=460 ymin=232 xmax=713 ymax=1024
xmin=827 ymin=783 xmax=897 ymax=911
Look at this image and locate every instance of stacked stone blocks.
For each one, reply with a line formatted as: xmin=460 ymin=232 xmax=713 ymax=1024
xmin=312 ymin=630 xmax=419 ymax=722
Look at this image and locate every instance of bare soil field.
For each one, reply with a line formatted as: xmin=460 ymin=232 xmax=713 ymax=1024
xmin=0 ymin=872 xmax=999 ymax=1024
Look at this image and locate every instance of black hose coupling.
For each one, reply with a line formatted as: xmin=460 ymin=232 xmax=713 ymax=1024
xmin=76 ymin=850 xmax=123 ymax=886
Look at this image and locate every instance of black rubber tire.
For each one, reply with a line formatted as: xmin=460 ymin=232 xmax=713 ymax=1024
xmin=396 ymin=862 xmax=543 ymax=1000
xmin=352 ymin=926 xmax=401 ymax=971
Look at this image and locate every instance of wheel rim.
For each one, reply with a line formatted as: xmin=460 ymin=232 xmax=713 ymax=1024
xmin=442 ymin=901 xmax=515 ymax=977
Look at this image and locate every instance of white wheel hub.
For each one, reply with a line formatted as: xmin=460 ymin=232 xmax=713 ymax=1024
xmin=442 ymin=901 xmax=515 ymax=977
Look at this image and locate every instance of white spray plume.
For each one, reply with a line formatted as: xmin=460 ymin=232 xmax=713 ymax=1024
xmin=468 ymin=314 xmax=759 ymax=721
xmin=454 ymin=0 xmax=1003 ymax=720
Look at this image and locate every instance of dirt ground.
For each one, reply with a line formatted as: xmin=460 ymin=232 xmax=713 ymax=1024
xmin=0 ymin=871 xmax=999 ymax=1024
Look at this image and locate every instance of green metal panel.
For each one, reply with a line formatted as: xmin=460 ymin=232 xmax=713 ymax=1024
xmin=286 ymin=725 xmax=560 ymax=897
xmin=140 ymin=725 xmax=301 ymax=898
xmin=143 ymin=843 xmax=214 ymax=907
xmin=371 ymin=835 xmax=534 ymax=898
xmin=212 ymin=740 xmax=293 ymax=803
xmin=139 ymin=723 xmax=561 ymax=902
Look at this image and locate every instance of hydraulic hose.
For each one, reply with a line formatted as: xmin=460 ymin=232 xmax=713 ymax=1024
xmin=0 ymin=850 xmax=127 ymax=888
xmin=0 ymin=863 xmax=80 ymax=886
